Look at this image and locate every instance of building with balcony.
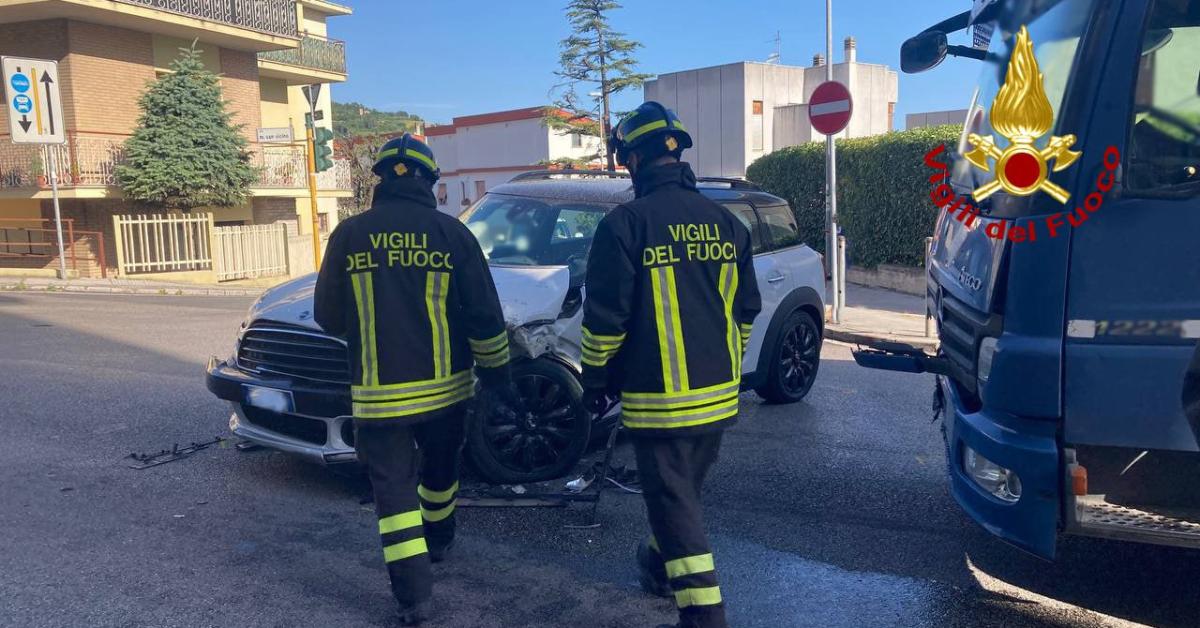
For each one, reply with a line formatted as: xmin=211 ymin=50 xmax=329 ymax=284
xmin=0 ymin=0 xmax=352 ymax=277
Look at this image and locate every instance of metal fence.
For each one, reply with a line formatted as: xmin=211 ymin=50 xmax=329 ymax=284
xmin=115 ymin=0 xmax=298 ymax=38
xmin=0 ymin=219 xmax=108 ymax=278
xmin=213 ymin=223 xmax=289 ymax=281
xmin=113 ymin=213 xmax=214 ymax=275
xmin=259 ymin=34 xmax=347 ymax=73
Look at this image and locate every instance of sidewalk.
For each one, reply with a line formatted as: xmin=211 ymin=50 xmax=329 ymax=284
xmin=824 ymin=283 xmax=939 ymax=350
xmin=0 ymin=275 xmax=269 ymax=297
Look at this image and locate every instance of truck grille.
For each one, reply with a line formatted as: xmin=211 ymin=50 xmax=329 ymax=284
xmin=938 ymin=292 xmax=989 ymax=395
xmin=237 ymin=325 xmax=350 ymax=385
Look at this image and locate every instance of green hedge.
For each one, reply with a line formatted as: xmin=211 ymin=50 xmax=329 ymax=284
xmin=746 ymin=125 xmax=961 ymax=268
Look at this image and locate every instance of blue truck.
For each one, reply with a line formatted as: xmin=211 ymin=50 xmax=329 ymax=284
xmin=856 ymin=0 xmax=1200 ymax=558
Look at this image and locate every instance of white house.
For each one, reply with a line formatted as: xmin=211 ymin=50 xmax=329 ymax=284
xmin=643 ymin=37 xmax=899 ymax=178
xmin=424 ymin=107 xmax=603 ymax=214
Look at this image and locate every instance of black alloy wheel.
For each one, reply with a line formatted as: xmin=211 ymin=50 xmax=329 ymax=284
xmin=756 ymin=310 xmax=821 ymax=403
xmin=466 ymin=358 xmax=591 ymax=484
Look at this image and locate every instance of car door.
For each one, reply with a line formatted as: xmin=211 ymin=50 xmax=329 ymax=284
xmin=720 ymin=201 xmax=778 ymax=373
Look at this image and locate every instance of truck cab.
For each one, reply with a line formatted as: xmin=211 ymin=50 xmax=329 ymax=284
xmin=858 ymin=0 xmax=1200 ymax=558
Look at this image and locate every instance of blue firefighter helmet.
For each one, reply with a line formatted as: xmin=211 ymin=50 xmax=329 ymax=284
xmin=609 ymin=101 xmax=693 ymax=167
xmin=372 ymin=133 xmax=440 ymax=182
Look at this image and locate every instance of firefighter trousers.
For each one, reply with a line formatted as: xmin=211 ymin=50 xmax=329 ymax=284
xmin=634 ymin=431 xmax=728 ymax=628
xmin=354 ymin=403 xmax=466 ymax=606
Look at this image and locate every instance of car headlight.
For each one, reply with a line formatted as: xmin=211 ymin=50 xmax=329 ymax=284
xmin=977 ymin=336 xmax=998 ymax=386
xmin=963 ymin=445 xmax=1021 ymax=503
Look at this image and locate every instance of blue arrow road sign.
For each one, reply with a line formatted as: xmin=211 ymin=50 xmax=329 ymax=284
xmin=12 ymin=94 xmax=32 ymax=114
xmin=10 ymin=73 xmax=29 ymax=93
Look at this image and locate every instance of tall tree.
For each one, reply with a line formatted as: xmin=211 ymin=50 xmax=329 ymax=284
xmin=117 ymin=44 xmax=257 ymax=209
xmin=546 ymin=0 xmax=651 ymax=171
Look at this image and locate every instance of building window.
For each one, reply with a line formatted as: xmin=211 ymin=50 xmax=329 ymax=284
xmin=318 ymin=213 xmax=330 ymax=233
xmin=751 ymin=100 xmax=765 ymax=151
xmin=571 ymin=133 xmax=582 ymax=148
xmin=437 ymin=183 xmax=448 ymax=206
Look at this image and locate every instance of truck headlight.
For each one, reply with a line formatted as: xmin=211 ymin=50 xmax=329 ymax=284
xmin=963 ymin=445 xmax=1021 ymax=503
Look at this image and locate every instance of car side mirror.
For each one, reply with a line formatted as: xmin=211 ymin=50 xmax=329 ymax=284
xmin=901 ymin=31 xmax=949 ymax=74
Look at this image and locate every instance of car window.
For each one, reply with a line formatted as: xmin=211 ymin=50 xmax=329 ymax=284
xmin=1127 ymin=5 xmax=1200 ymax=196
xmin=757 ymin=204 xmax=802 ymax=250
xmin=460 ymin=193 xmax=612 ymax=279
xmin=719 ymin=202 xmax=765 ymax=254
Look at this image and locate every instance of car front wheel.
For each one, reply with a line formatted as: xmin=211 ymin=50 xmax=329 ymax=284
xmin=466 ymin=358 xmax=591 ymax=484
xmin=756 ymin=309 xmax=821 ymax=403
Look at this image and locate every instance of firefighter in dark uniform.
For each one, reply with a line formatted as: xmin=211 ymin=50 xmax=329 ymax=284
xmin=581 ymin=103 xmax=762 ymax=628
xmin=314 ymin=133 xmax=517 ymax=625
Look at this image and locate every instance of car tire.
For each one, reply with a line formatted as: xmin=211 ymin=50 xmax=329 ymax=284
xmin=466 ymin=358 xmax=592 ymax=484
xmin=755 ymin=309 xmax=821 ymax=404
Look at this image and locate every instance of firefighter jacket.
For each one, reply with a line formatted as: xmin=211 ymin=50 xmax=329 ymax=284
xmin=581 ymin=162 xmax=762 ymax=436
xmin=314 ymin=177 xmax=510 ymax=423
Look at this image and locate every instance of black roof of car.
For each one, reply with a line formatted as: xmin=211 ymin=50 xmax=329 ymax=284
xmin=486 ymin=170 xmax=789 ymax=206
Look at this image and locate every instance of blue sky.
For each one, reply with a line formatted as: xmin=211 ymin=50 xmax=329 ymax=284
xmin=331 ymin=0 xmax=984 ymax=128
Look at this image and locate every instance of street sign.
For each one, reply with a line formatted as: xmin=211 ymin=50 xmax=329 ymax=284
xmin=809 ymin=80 xmax=853 ymax=136
xmin=301 ymin=84 xmax=322 ymax=110
xmin=257 ymin=127 xmax=294 ymax=143
xmin=2 ymin=56 xmax=65 ymax=144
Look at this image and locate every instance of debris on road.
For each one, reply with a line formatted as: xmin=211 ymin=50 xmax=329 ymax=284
xmin=127 ymin=436 xmax=226 ymax=470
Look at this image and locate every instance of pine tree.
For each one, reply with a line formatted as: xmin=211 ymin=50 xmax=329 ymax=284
xmin=117 ymin=44 xmax=258 ymax=209
xmin=545 ymin=0 xmax=651 ymax=171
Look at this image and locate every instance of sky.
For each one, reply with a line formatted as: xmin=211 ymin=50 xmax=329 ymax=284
xmin=330 ymin=0 xmax=986 ymax=128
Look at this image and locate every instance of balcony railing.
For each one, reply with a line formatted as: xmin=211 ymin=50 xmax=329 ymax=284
xmin=258 ymin=34 xmax=346 ymax=74
xmin=114 ymin=0 xmax=299 ymax=38
xmin=0 ymin=135 xmax=351 ymax=192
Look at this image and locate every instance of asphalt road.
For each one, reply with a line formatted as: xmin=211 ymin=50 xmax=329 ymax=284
xmin=1 ymin=292 xmax=1197 ymax=628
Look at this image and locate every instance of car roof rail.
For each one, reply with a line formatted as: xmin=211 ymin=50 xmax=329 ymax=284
xmin=509 ymin=169 xmax=630 ymax=182
xmin=696 ymin=177 xmax=761 ymax=191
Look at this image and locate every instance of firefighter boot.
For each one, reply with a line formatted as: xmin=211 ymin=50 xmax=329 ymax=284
xmin=397 ymin=600 xmax=432 ymax=626
xmin=637 ymin=538 xmax=672 ymax=598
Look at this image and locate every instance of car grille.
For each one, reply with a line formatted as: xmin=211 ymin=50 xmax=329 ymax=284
xmin=237 ymin=325 xmax=350 ymax=385
xmin=242 ymin=406 xmax=327 ymax=446
xmin=938 ymin=292 xmax=988 ymax=395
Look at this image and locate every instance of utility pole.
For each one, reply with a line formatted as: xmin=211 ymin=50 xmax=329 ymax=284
xmin=825 ymin=0 xmax=843 ymax=323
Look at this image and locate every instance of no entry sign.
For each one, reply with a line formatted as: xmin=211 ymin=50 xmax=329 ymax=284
xmin=809 ymin=81 xmax=853 ymax=136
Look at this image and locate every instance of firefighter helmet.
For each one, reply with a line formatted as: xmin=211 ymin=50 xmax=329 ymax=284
xmin=609 ymin=101 xmax=693 ymax=167
xmin=372 ymin=133 xmax=441 ymax=182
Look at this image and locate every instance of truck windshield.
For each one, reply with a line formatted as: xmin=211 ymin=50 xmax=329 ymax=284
xmin=460 ymin=193 xmax=612 ymax=270
xmin=951 ymin=0 xmax=1098 ymax=205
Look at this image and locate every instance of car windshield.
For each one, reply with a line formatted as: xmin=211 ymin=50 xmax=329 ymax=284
xmin=460 ymin=193 xmax=613 ymax=276
xmin=951 ymin=0 xmax=1098 ymax=209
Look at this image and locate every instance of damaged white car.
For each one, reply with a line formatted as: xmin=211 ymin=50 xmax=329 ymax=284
xmin=206 ymin=172 xmax=824 ymax=484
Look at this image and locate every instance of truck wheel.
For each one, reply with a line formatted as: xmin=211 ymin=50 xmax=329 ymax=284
xmin=756 ymin=309 xmax=821 ymax=404
xmin=467 ymin=358 xmax=591 ymax=484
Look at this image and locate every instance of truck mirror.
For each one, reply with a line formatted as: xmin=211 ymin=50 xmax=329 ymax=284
xmin=901 ymin=31 xmax=949 ymax=74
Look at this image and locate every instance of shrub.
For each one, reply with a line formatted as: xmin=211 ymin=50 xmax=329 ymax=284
xmin=746 ymin=125 xmax=961 ymax=268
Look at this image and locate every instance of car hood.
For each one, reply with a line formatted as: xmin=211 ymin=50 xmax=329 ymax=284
xmin=247 ymin=266 xmax=572 ymax=333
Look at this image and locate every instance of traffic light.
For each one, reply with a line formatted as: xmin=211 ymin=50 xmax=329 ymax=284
xmin=313 ymin=127 xmax=335 ymax=173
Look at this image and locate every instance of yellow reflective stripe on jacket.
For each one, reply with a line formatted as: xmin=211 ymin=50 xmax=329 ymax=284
xmin=418 ymin=481 xmax=459 ymax=503
xmin=383 ymin=537 xmax=428 ymax=563
xmin=470 ymin=332 xmax=509 ymax=368
xmin=405 ymin=148 xmax=437 ymax=171
xmin=468 ymin=331 xmax=508 ymax=354
xmin=351 ymin=273 xmax=379 ymax=387
xmin=353 ymin=376 xmax=474 ymax=419
xmin=621 ymin=379 xmax=739 ymax=405
xmin=352 ymin=370 xmax=473 ymax=401
xmin=674 ymin=586 xmax=722 ymax=608
xmin=623 ymin=395 xmax=738 ymax=420
xmin=665 ymin=553 xmax=715 ymax=579
xmin=582 ymin=327 xmax=625 ymax=367
xmin=739 ymin=322 xmax=753 ymax=345
xmin=425 ymin=271 xmax=451 ymax=378
xmin=378 ymin=510 xmax=422 ymax=535
xmin=651 ymin=265 xmax=689 ymax=392
xmin=421 ymin=500 xmax=456 ymax=522
xmin=718 ymin=262 xmax=739 ymax=379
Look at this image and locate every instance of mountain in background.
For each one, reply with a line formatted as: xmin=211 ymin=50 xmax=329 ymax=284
xmin=332 ymin=101 xmax=425 ymax=137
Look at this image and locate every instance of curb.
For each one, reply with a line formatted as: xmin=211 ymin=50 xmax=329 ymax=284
xmin=825 ymin=327 xmax=940 ymax=351
xmin=0 ymin=283 xmax=264 ymax=297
